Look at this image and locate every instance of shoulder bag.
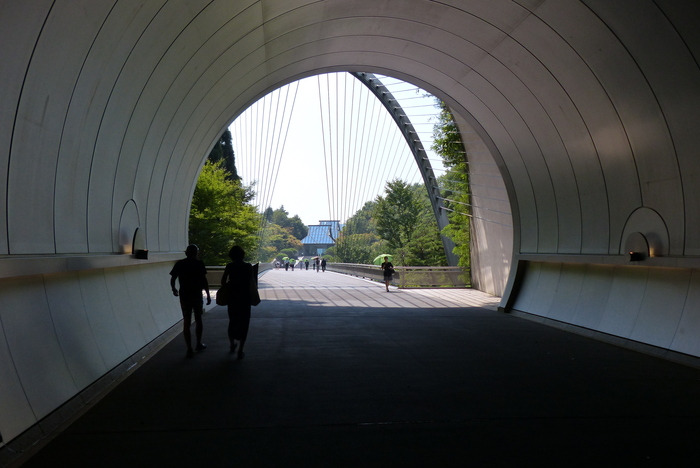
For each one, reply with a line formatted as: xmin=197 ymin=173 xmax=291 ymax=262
xmin=216 ymin=282 xmax=230 ymax=306
xmin=250 ymin=263 xmax=261 ymax=306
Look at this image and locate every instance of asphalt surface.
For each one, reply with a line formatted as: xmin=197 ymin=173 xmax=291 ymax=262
xmin=16 ymin=269 xmax=700 ymax=467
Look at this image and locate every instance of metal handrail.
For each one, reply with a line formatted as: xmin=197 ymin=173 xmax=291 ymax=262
xmin=327 ymin=263 xmax=470 ymax=288
xmin=206 ymin=262 xmax=468 ymax=288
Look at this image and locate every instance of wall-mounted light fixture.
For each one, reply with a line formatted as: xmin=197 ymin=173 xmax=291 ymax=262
xmin=628 ymin=251 xmax=645 ymax=262
xmin=132 ymin=227 xmax=148 ymax=259
xmin=624 ymin=232 xmax=649 ymax=262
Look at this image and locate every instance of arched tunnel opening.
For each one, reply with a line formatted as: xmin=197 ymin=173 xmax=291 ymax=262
xmin=191 ymin=71 xmax=511 ymax=285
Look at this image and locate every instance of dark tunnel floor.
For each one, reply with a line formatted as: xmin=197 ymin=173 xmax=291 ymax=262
xmin=16 ymin=271 xmax=700 ymax=467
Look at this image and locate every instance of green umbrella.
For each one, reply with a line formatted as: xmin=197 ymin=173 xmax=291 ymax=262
xmin=282 ymin=256 xmax=289 ymax=261
xmin=373 ymin=254 xmax=393 ymax=265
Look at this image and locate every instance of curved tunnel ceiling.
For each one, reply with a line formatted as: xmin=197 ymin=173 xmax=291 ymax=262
xmin=1 ymin=0 xmax=699 ymax=262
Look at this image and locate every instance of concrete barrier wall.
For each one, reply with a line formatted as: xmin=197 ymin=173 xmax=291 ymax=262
xmin=511 ymin=262 xmax=700 ymax=360
xmin=0 ymin=262 xmax=181 ymax=444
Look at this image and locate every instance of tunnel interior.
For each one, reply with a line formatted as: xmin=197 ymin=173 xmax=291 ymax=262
xmin=1 ymin=0 xmax=700 ymax=449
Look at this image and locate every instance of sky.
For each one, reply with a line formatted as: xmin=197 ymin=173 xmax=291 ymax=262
xmin=230 ymin=73 xmax=444 ymax=228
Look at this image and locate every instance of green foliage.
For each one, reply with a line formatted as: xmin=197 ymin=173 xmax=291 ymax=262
xmin=333 ymin=232 xmax=385 ymax=264
xmin=271 ymin=206 xmax=289 ymax=225
xmin=374 ymin=179 xmax=422 ymax=252
xmin=207 ymin=129 xmax=240 ymax=180
xmin=331 ymin=201 xmax=386 ymax=264
xmin=189 ymin=160 xmax=260 ymax=265
xmin=263 ymin=206 xmax=274 ymax=222
xmin=342 ymin=201 xmax=376 ymax=236
xmin=372 ymin=179 xmax=447 ymax=266
xmin=257 ymin=245 xmax=278 ymax=263
xmin=256 ymin=206 xmax=306 ymax=261
xmin=404 ymin=184 xmax=448 ymax=266
xmin=279 ymin=248 xmax=298 ymax=259
xmin=270 ymin=206 xmax=308 ymax=239
xmin=432 ymin=100 xmax=470 ymax=275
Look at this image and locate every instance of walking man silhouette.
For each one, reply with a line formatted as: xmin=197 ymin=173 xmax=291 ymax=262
xmin=170 ymin=244 xmax=211 ymax=357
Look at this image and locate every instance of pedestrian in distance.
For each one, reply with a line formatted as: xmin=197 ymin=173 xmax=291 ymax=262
xmin=170 ymin=244 xmax=211 ymax=357
xmin=321 ymin=258 xmax=327 ymax=272
xmin=220 ymin=246 xmax=254 ymax=359
xmin=316 ymin=257 xmax=320 ymax=272
xmin=305 ymin=259 xmax=309 ymax=270
xmin=381 ymin=256 xmax=394 ymax=292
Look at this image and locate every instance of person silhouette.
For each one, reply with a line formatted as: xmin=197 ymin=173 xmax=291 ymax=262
xmin=220 ymin=245 xmax=254 ymax=359
xmin=170 ymin=244 xmax=211 ymax=357
xmin=381 ymin=256 xmax=394 ymax=292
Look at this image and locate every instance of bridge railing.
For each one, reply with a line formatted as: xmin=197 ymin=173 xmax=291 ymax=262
xmin=207 ymin=262 xmax=467 ymax=288
xmin=327 ymin=263 xmax=470 ymax=288
xmin=206 ymin=263 xmax=273 ymax=287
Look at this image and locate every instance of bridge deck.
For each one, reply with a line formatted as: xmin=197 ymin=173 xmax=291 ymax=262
xmin=18 ymin=270 xmax=700 ymax=466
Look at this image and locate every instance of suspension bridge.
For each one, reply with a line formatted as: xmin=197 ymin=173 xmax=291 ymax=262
xmin=229 ymin=72 xmax=509 ymax=267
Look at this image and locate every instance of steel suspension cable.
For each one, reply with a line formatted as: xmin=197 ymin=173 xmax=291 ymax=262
xmin=351 ymin=81 xmax=373 ymax=218
xmin=258 ymin=89 xmax=282 ymax=210
xmin=318 ymin=75 xmax=334 ymax=224
xmin=356 ymin=94 xmax=382 ymax=210
xmin=361 ymin=98 xmax=393 ymax=205
xmin=265 ymin=82 xmax=299 ymax=215
xmin=341 ymin=73 xmax=353 ymax=223
xmin=346 ymin=75 xmax=364 ymax=224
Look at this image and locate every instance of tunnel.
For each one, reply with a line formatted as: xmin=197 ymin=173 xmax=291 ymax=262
xmin=1 ymin=0 xmax=700 ymax=449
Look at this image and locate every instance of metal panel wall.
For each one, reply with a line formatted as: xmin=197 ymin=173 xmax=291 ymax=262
xmin=511 ymin=262 xmax=700 ymax=362
xmin=0 ymin=263 xmax=180 ymax=443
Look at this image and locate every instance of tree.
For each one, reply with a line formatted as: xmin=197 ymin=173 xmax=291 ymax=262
xmin=271 ymin=206 xmax=289 ymax=226
xmin=342 ymin=200 xmax=376 ymax=236
xmin=373 ymin=179 xmax=422 ymax=253
xmin=331 ymin=200 xmax=384 ymax=264
xmin=279 ymin=248 xmax=298 ymax=259
xmin=257 ymin=205 xmax=307 ymax=261
xmin=260 ymin=222 xmax=302 ymax=254
xmin=189 ymin=160 xmax=260 ymax=265
xmin=403 ymin=184 xmax=448 ymax=266
xmin=207 ymin=129 xmax=240 ymax=180
xmin=263 ymin=206 xmax=274 ymax=222
xmin=287 ymin=215 xmax=308 ymax=241
xmin=371 ymin=179 xmax=448 ymax=266
xmin=333 ymin=232 xmax=385 ymax=264
xmin=270 ymin=206 xmax=308 ymax=240
xmin=432 ymin=100 xmax=470 ymax=275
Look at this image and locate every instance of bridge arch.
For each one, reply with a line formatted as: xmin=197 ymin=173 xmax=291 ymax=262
xmin=1 ymin=0 xmax=700 ymax=448
xmin=349 ymin=72 xmax=460 ymax=267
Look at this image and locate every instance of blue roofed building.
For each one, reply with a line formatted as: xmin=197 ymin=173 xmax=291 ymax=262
xmin=301 ymin=220 xmax=342 ymax=256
